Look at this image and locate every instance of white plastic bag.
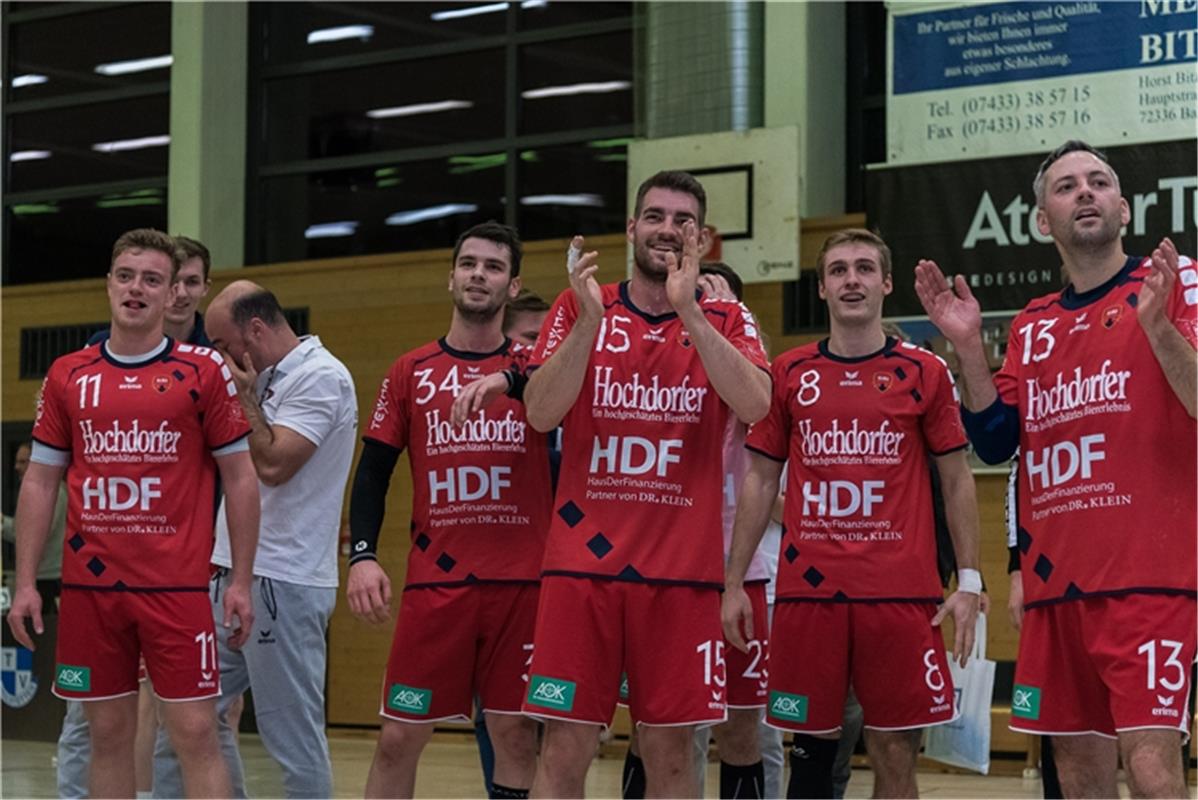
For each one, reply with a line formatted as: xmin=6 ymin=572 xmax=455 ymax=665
xmin=923 ymin=611 xmax=996 ymax=775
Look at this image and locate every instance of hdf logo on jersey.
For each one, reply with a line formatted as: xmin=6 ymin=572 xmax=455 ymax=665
xmin=1 ymin=647 xmax=38 ymax=708
xmin=527 ymin=675 xmax=575 ymax=712
xmin=387 ymin=684 xmax=431 ymax=715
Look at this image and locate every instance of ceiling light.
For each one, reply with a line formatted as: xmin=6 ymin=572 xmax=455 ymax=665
xmin=94 ymin=55 xmax=173 ymax=76
xmin=10 ymin=150 xmax=52 ymax=162
xmin=91 ymin=135 xmax=171 ymax=153
xmin=521 ymin=194 xmax=604 ymax=207
xmin=522 ymin=80 xmax=631 ymax=100
xmin=367 ymin=100 xmax=473 ymax=119
xmin=305 ymin=222 xmax=359 ymax=239
xmin=307 ymin=25 xmax=374 ymax=44
xmin=386 ymin=204 xmax=478 ymax=226
xmin=11 ymin=74 xmax=48 ymax=88
xmin=431 ymin=2 xmax=509 ymax=21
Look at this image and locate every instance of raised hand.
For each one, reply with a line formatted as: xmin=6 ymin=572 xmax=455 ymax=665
xmin=1137 ymin=237 xmax=1180 ymax=337
xmin=913 ymin=259 xmax=983 ymax=345
xmin=566 ymin=235 xmax=603 ymax=323
xmin=665 ymin=221 xmax=702 ymax=314
xmin=451 ymin=372 xmax=510 ymax=427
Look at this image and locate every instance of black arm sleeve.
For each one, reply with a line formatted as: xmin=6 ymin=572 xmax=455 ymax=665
xmin=348 ymin=439 xmax=401 ymax=566
xmin=1008 ymin=545 xmax=1021 ymax=574
xmin=504 ymin=369 xmax=528 ymax=402
xmin=960 ymin=396 xmax=1020 ymax=464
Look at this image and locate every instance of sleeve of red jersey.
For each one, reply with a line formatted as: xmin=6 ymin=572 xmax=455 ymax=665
xmin=993 ymin=313 xmax=1026 ymax=406
xmin=921 ymin=353 xmax=969 ymax=455
xmin=527 ymin=288 xmax=579 ymax=371
xmin=716 ymin=302 xmax=770 ymax=373
xmin=31 ymin=365 xmax=71 ymax=452
xmin=1167 ymin=254 xmax=1198 ymax=348
xmin=200 ymin=352 xmax=252 ymax=451
xmin=363 ymin=358 xmax=410 ymax=451
xmin=744 ymin=357 xmax=790 ymax=462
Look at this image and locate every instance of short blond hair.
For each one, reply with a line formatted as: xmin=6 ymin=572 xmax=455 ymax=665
xmin=111 ymin=228 xmax=179 ymax=278
xmin=815 ymin=228 xmax=892 ymax=282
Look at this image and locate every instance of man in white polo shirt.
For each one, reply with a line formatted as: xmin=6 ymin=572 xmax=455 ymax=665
xmin=155 ymin=280 xmax=358 ymax=798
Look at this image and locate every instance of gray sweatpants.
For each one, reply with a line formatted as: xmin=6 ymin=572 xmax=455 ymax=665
xmin=152 ymin=571 xmax=336 ymax=799
xmin=57 ymin=700 xmax=90 ymax=799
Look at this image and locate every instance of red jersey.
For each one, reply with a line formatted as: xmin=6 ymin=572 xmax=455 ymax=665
xmin=746 ymin=338 xmax=967 ymax=602
xmin=32 ymin=340 xmax=249 ymax=590
xmin=365 ymin=338 xmax=551 ymax=587
xmin=996 ymin=255 xmax=1198 ymax=608
xmin=529 ymin=281 xmax=769 ymax=588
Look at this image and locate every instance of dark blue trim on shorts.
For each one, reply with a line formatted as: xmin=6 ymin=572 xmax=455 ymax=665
xmin=1022 ymin=586 xmax=1198 ymax=611
xmin=62 ymin=583 xmax=208 ymax=593
xmin=541 ymin=569 xmax=723 ymax=591
xmin=775 ymin=595 xmax=943 ymax=605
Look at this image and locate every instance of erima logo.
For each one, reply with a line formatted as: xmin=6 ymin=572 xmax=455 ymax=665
xmin=840 ymin=370 xmax=863 ymax=387
xmin=120 ymin=375 xmax=142 ymax=390
xmin=387 ymin=684 xmax=431 ymax=715
xmin=1011 ymin=684 xmax=1040 ymax=720
xmin=1068 ymin=312 xmax=1091 ymax=335
xmin=769 ymin=691 xmax=808 ymax=723
xmin=642 ymin=326 xmax=667 ymax=343
xmin=1153 ymin=694 xmax=1180 ymax=717
xmin=55 ymin=664 xmax=90 ymax=692
xmin=527 ymin=675 xmax=575 ymax=711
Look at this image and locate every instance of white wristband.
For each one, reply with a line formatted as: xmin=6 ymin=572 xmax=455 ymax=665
xmin=957 ymin=568 xmax=982 ymax=594
xmin=566 ymin=244 xmax=581 ymax=275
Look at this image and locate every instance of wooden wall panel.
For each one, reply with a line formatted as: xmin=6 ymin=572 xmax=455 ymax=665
xmin=3 ymin=214 xmax=1021 ymax=738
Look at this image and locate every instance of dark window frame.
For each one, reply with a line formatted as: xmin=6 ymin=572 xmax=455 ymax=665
xmin=244 ymin=2 xmax=637 ymax=265
xmin=2 ymin=1 xmax=172 ymax=286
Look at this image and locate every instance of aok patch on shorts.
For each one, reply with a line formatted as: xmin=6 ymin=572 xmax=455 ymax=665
xmin=386 ymin=683 xmax=432 ymax=715
xmin=769 ymin=690 xmax=808 ymax=723
xmin=1011 ymin=684 xmax=1041 ymax=720
xmin=56 ymin=664 xmax=91 ymax=692
xmin=527 ymin=675 xmax=576 ymax=712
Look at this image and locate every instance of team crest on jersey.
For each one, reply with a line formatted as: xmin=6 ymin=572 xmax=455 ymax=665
xmin=1102 ymin=304 xmax=1123 ymax=329
xmin=873 ymin=372 xmax=892 ymax=392
xmin=677 ymin=330 xmax=692 ymax=348
xmin=153 ymin=375 xmax=171 ymax=394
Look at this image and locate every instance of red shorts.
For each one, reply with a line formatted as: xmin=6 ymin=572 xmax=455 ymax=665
xmin=620 ymin=583 xmax=769 ymax=711
xmin=767 ymin=601 xmax=954 ymax=732
xmin=726 ymin=582 xmax=770 ymax=708
xmin=524 ymin=576 xmax=726 ymax=727
xmin=54 ymin=588 xmax=218 ymax=702
xmin=1011 ymin=594 xmax=1196 ymax=737
xmin=380 ymin=583 xmax=538 ymax=723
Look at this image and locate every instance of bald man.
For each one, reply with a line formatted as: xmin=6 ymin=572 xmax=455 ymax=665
xmin=154 ymin=281 xmax=358 ymax=799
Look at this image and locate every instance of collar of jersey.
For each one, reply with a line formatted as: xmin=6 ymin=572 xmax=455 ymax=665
xmin=618 ymin=280 xmax=693 ymax=325
xmin=437 ymin=336 xmax=511 ymax=361
xmin=817 ymin=335 xmax=896 ymax=364
xmin=101 ymin=336 xmax=172 ymax=368
xmin=270 ymin=334 xmax=322 ymax=381
xmin=1059 ymin=255 xmax=1139 ymax=310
